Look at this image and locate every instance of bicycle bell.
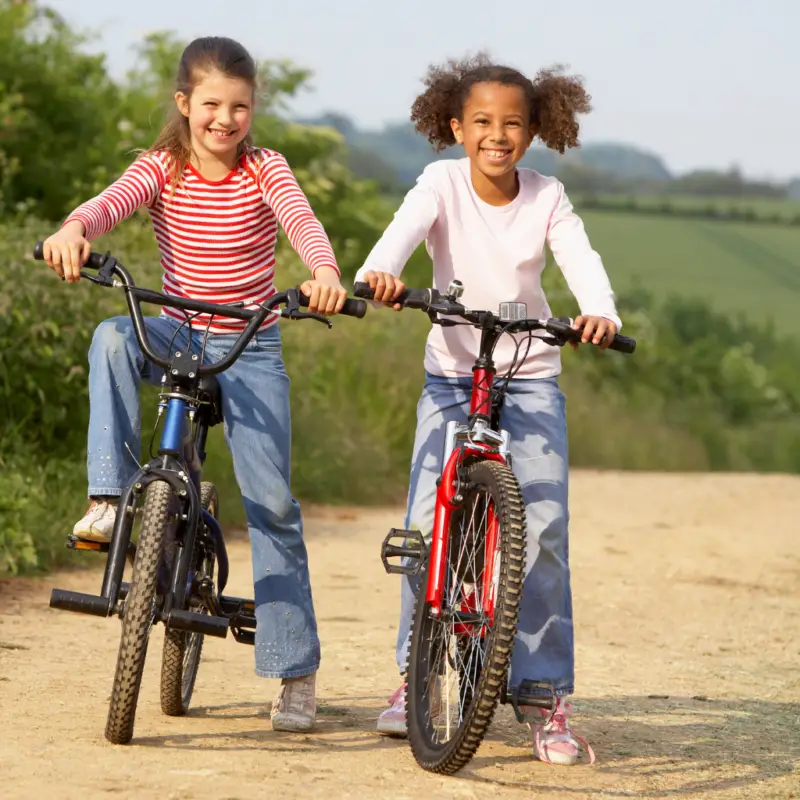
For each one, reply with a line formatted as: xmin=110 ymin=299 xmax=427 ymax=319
xmin=499 ymin=301 xmax=527 ymax=322
xmin=445 ymin=279 xmax=464 ymax=301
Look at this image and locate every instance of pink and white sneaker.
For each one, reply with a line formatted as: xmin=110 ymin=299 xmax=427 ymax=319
xmin=376 ymin=683 xmax=407 ymax=736
xmin=526 ymin=697 xmax=595 ymax=766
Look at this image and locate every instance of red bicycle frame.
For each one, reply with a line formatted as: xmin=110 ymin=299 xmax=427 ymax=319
xmin=425 ymin=363 xmax=505 ymax=624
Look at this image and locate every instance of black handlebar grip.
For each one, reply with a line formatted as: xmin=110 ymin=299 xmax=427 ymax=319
xmin=353 ymin=281 xmax=375 ymax=300
xmin=352 ymin=281 xmax=418 ymax=306
xmin=33 ymin=241 xmax=107 ymax=270
xmin=608 ymin=334 xmax=636 ymax=354
xmin=341 ymin=297 xmax=367 ymax=318
xmin=297 ymin=290 xmax=367 ymax=319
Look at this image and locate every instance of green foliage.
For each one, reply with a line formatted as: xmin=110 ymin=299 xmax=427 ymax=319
xmin=574 ymin=193 xmax=800 ymax=227
xmin=0 ymin=1 xmax=128 ymax=217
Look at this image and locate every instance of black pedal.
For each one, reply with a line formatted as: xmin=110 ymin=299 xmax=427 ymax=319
xmin=67 ymin=535 xmax=110 ymax=553
xmin=380 ymin=528 xmax=428 ymax=576
xmin=503 ymin=680 xmax=557 ymax=722
xmin=231 ymin=628 xmax=255 ymax=645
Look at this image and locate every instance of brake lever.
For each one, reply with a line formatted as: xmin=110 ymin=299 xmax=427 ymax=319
xmin=282 ymin=308 xmax=333 ymax=328
xmin=79 ymin=270 xmax=114 ymax=287
xmin=539 ymin=335 xmax=566 ymax=348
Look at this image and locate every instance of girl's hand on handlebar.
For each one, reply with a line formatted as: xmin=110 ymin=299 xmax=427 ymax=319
xmin=42 ymin=222 xmax=91 ymax=284
xmin=300 ymin=267 xmax=348 ymax=316
xmin=362 ymin=270 xmax=405 ymax=311
xmin=572 ymin=315 xmax=618 ymax=351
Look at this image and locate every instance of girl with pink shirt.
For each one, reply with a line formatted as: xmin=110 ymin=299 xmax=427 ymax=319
xmin=355 ymin=55 xmax=621 ymax=765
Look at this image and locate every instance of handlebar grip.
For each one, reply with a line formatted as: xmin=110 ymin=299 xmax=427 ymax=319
xmin=353 ymin=282 xmax=429 ymax=308
xmin=353 ymin=282 xmax=375 ymax=300
xmin=33 ymin=241 xmax=108 ymax=270
xmin=340 ymin=297 xmax=367 ymax=318
xmin=297 ymin=290 xmax=367 ymax=319
xmin=608 ymin=334 xmax=636 ymax=354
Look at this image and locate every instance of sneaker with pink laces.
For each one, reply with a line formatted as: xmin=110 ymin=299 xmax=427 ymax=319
xmin=526 ymin=697 xmax=595 ymax=766
xmin=376 ymin=683 xmax=407 ymax=736
xmin=72 ymin=498 xmax=119 ymax=543
xmin=271 ymin=673 xmax=316 ymax=732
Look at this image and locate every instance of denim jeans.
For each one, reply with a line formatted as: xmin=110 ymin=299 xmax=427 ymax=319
xmin=397 ymin=373 xmax=574 ymax=696
xmin=87 ymin=315 xmax=320 ymax=679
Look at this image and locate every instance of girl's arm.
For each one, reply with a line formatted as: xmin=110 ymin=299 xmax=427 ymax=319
xmin=257 ymin=152 xmax=341 ymax=279
xmin=65 ymin=153 xmax=167 ymax=240
xmin=44 ymin=153 xmax=166 ymax=281
xmin=354 ymin=173 xmax=439 ymax=284
xmin=546 ymin=181 xmax=622 ymax=334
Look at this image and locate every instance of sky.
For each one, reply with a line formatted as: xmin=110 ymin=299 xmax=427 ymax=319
xmin=47 ymin=0 xmax=797 ymax=180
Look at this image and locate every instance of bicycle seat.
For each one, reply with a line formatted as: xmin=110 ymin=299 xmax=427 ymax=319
xmin=197 ymin=375 xmax=223 ymax=427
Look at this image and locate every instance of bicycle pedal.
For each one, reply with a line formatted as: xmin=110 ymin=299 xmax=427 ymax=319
xmin=381 ymin=528 xmax=428 ymax=576
xmin=67 ymin=535 xmax=110 ymax=552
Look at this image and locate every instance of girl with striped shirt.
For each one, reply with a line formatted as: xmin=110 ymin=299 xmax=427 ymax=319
xmin=40 ymin=37 xmax=341 ymax=731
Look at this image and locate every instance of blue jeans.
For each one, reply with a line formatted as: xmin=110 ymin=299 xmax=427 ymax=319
xmin=87 ymin=315 xmax=320 ymax=679
xmin=398 ymin=374 xmax=574 ymax=696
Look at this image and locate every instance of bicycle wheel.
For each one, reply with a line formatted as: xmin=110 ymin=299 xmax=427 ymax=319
xmin=105 ymin=480 xmax=175 ymax=744
xmin=406 ymin=459 xmax=526 ymax=774
xmin=160 ymin=481 xmax=218 ymax=716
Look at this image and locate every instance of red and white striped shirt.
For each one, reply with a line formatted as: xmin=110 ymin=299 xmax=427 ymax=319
xmin=66 ymin=148 xmax=340 ymax=332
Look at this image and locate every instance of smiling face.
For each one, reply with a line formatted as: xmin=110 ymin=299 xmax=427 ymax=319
xmin=450 ymin=82 xmax=535 ymax=189
xmin=176 ymin=70 xmax=253 ymax=169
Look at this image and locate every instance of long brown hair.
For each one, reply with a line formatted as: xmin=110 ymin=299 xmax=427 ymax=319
xmin=145 ymin=37 xmax=258 ymax=183
xmin=411 ymin=53 xmax=592 ymax=154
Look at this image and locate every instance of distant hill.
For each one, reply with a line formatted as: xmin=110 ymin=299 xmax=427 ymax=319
xmin=297 ymin=113 xmax=672 ymax=188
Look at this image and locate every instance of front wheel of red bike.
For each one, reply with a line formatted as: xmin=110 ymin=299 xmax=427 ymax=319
xmin=405 ymin=459 xmax=526 ymax=774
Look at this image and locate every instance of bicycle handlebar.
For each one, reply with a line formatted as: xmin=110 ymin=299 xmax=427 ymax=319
xmin=34 ymin=242 xmax=368 ymax=376
xmin=353 ymin=281 xmax=636 ymax=354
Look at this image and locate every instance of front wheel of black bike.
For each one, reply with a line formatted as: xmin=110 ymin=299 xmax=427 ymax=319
xmin=160 ymin=481 xmax=219 ymax=717
xmin=105 ymin=480 xmax=174 ymax=744
xmin=406 ymin=459 xmax=526 ymax=774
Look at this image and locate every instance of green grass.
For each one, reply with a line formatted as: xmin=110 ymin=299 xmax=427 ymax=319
xmin=579 ymin=212 xmax=800 ymax=334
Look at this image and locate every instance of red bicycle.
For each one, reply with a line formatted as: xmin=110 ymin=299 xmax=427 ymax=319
xmin=354 ymin=279 xmax=635 ymax=774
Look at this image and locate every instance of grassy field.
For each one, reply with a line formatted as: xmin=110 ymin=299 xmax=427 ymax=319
xmin=578 ymin=211 xmax=800 ymax=334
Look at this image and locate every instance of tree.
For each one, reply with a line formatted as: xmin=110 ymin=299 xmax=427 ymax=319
xmin=0 ymin=1 xmax=128 ymax=217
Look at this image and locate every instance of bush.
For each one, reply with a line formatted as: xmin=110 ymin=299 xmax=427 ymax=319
xmin=3 ymin=218 xmax=799 ymax=576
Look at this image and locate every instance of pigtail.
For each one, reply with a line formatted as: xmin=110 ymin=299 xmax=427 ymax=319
xmin=531 ymin=67 xmax=592 ymax=154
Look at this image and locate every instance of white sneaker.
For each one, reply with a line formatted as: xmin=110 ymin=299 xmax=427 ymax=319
xmin=271 ymin=673 xmax=316 ymax=731
xmin=72 ymin=498 xmax=118 ymax=543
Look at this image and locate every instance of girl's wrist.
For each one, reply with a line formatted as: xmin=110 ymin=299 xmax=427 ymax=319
xmin=311 ymin=265 xmax=342 ymax=283
xmin=61 ymin=218 xmax=86 ymax=237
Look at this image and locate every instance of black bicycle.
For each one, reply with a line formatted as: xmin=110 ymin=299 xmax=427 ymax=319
xmin=34 ymin=242 xmax=367 ymax=744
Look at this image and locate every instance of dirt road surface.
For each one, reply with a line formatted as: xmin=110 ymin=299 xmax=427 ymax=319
xmin=1 ymin=471 xmax=798 ymax=799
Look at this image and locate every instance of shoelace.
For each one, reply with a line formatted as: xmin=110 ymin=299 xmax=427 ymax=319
xmin=527 ymin=700 xmax=596 ymax=765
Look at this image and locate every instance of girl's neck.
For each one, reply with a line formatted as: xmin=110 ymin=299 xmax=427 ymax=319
xmin=469 ymin=164 xmax=520 ymax=207
xmin=189 ymin=147 xmax=238 ymax=181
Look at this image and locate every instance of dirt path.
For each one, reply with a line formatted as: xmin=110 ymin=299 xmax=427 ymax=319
xmin=1 ymin=472 xmax=798 ymax=799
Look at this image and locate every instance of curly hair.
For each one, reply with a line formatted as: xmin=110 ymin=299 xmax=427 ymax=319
xmin=410 ymin=53 xmax=592 ymax=154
